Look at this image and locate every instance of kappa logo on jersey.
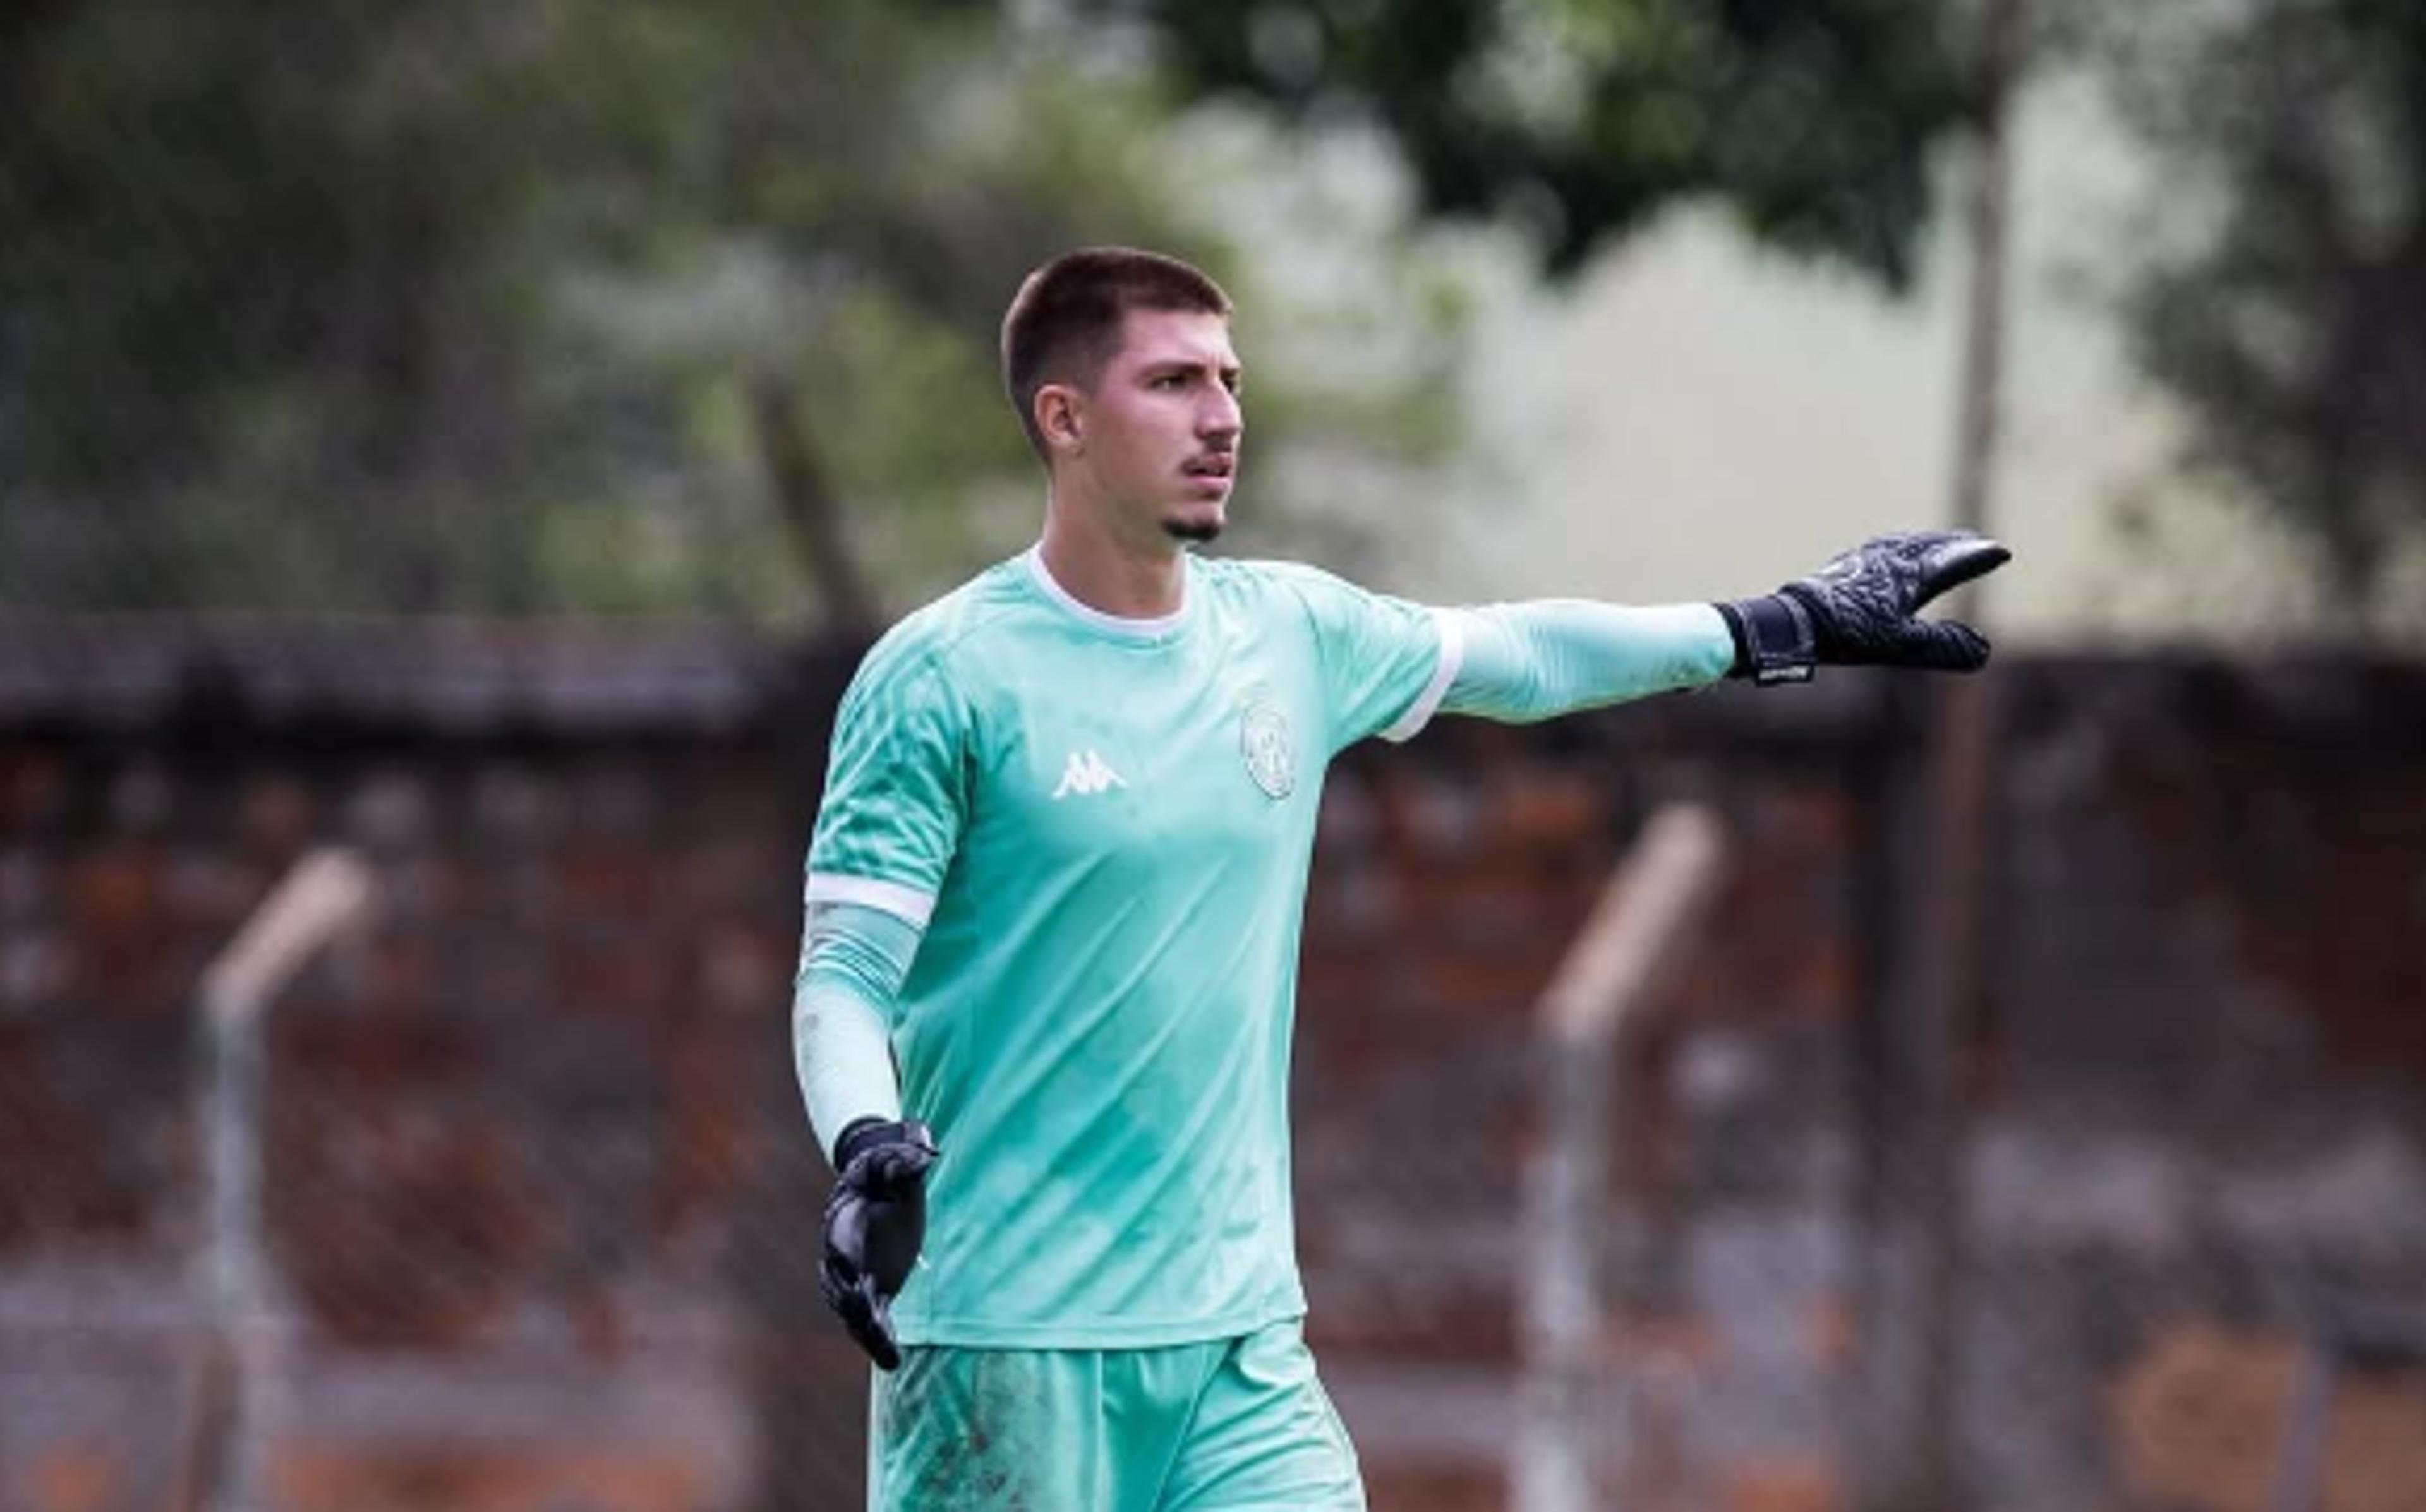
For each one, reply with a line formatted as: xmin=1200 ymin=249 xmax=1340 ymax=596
xmin=1051 ymin=749 xmax=1128 ymax=800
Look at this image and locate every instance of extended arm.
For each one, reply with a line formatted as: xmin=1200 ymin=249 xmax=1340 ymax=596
xmin=1437 ymin=531 xmax=2011 ymax=719
xmin=1438 ymin=600 xmax=1735 ymax=721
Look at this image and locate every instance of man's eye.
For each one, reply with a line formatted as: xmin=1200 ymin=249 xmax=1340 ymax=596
xmin=1152 ymin=374 xmax=1186 ymax=390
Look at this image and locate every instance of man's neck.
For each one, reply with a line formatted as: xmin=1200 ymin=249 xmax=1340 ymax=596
xmin=1037 ymin=510 xmax=1187 ymax=621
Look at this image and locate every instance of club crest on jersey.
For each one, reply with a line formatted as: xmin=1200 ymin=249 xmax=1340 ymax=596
xmin=1239 ymin=699 xmax=1295 ymax=800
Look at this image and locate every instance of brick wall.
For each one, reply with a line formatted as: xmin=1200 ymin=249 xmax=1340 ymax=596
xmin=2 ymin=633 xmax=2422 ymax=1511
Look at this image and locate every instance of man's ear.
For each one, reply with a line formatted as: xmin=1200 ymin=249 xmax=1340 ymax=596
xmin=1035 ymin=384 xmax=1083 ymax=454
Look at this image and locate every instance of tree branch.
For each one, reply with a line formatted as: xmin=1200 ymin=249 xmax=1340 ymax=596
xmin=749 ymin=375 xmax=878 ymax=635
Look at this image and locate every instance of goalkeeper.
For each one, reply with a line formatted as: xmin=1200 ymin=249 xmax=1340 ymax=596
xmin=797 ymin=246 xmax=2007 ymax=1511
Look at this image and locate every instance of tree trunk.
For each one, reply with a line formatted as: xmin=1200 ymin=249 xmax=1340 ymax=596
xmin=750 ymin=375 xmax=879 ymax=635
xmin=1898 ymin=672 xmax=1999 ymax=1512
xmin=1874 ymin=2 xmax=2025 ymax=1507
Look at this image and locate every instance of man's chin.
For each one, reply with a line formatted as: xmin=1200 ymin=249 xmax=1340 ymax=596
xmin=1161 ymin=513 xmax=1225 ymax=544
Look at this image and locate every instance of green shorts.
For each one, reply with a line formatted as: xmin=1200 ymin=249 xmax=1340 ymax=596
xmin=866 ymin=1317 xmax=1365 ymax=1511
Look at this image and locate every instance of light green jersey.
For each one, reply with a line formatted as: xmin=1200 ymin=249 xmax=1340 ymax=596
xmin=806 ymin=548 xmax=1453 ymax=1348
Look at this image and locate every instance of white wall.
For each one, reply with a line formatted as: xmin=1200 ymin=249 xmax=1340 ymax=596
xmin=1430 ymin=72 xmax=2334 ymax=648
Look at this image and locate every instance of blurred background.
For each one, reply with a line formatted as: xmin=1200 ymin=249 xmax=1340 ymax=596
xmin=3 ymin=1 xmax=2423 ymax=1509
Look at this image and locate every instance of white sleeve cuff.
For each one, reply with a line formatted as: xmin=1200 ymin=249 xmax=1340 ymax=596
xmin=1379 ymin=607 xmax=1467 ymax=744
xmin=804 ymin=873 xmax=936 ymax=928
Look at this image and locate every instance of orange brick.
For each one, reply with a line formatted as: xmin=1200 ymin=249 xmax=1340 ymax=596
xmin=26 ymin=1447 xmax=118 ymax=1512
xmin=1615 ymin=1311 xmax=1723 ymax=1371
xmin=2109 ymin=1323 xmax=2297 ymax=1512
xmin=1718 ymin=1458 xmax=1841 ymax=1512
xmin=1361 ymin=1463 xmax=1507 ymax=1512
xmin=274 ymin=1444 xmax=705 ymax=1512
xmin=1805 ymin=1297 xmax=1855 ymax=1366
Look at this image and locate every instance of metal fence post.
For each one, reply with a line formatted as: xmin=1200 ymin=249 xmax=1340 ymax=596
xmin=1513 ymin=805 xmax=1728 ymax=1512
xmin=176 ymin=849 xmax=375 ymax=1512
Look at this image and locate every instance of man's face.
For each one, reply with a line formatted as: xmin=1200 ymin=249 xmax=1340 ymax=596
xmin=1060 ymin=308 xmax=1243 ymax=545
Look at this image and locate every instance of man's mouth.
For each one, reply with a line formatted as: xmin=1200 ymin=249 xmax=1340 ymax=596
xmin=1183 ymin=454 xmax=1235 ymax=479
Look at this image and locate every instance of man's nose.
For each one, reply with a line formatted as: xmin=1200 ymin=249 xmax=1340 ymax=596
xmin=1200 ymin=388 xmax=1242 ymax=441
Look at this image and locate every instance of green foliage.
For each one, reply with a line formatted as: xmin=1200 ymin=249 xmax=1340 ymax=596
xmin=2092 ymin=0 xmax=2426 ymax=621
xmin=1 ymin=0 xmax=1985 ymax=623
xmin=2 ymin=0 xmax=615 ymax=612
xmin=1084 ymin=0 xmax=1974 ymax=286
xmin=0 ymin=0 xmax=1476 ymax=623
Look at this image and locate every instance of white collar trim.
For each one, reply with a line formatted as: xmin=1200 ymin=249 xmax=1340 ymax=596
xmin=1021 ymin=548 xmax=1189 ymax=640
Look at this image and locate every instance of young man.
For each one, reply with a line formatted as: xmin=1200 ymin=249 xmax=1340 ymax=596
xmin=797 ymin=247 xmax=2007 ymax=1509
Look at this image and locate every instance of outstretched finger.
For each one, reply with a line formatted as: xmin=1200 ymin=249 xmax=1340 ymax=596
xmin=1909 ymin=534 xmax=2012 ymax=609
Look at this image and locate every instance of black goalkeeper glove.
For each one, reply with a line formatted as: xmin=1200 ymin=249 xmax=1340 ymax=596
xmin=819 ymin=1117 xmax=939 ymax=1371
xmin=1717 ymin=530 xmax=2011 ymax=685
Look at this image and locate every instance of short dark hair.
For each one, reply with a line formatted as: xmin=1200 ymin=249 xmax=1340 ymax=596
xmin=1000 ymin=247 xmax=1233 ymax=460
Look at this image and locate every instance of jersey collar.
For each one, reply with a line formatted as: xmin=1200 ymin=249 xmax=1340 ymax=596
xmin=1020 ymin=547 xmax=1194 ymax=644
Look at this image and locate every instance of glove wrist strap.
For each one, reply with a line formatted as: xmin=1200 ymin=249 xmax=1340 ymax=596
xmin=836 ymin=1117 xmax=899 ymax=1170
xmin=1717 ymin=594 xmax=1817 ymax=685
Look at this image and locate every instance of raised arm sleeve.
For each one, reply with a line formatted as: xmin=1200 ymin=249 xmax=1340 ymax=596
xmin=1438 ymin=600 xmax=1735 ymax=723
xmin=794 ymin=899 xmax=924 ymax=1165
